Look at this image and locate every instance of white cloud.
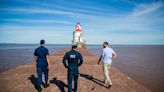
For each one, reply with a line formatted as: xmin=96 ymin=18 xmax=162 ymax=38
xmin=0 ymin=0 xmax=163 ymax=44
xmin=129 ymin=2 xmax=164 ymax=17
xmin=0 ymin=30 xmax=72 ymax=44
xmin=0 ymin=25 xmax=73 ymax=33
xmin=0 ymin=8 xmax=74 ymax=15
xmin=12 ymin=0 xmax=120 ymax=16
xmin=1 ymin=19 xmax=73 ymax=24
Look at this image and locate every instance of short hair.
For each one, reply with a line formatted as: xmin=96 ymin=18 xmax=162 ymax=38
xmin=104 ymin=41 xmax=109 ymax=45
xmin=72 ymin=45 xmax=77 ymax=49
xmin=40 ymin=40 xmax=45 ymax=45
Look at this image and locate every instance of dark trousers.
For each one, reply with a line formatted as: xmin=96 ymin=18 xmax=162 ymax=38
xmin=37 ymin=66 xmax=49 ymax=86
xmin=67 ymin=71 xmax=78 ymax=92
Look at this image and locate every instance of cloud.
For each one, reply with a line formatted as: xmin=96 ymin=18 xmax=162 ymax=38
xmin=0 ymin=8 xmax=74 ymax=15
xmin=129 ymin=2 xmax=164 ymax=17
xmin=1 ymin=19 xmax=73 ymax=24
xmin=0 ymin=0 xmax=163 ymax=44
xmin=4 ymin=0 xmax=122 ymax=17
xmin=0 ymin=29 xmax=72 ymax=44
xmin=0 ymin=25 xmax=73 ymax=32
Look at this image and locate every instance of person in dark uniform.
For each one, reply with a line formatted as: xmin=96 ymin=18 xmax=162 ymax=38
xmin=63 ymin=45 xmax=83 ymax=92
xmin=34 ymin=40 xmax=51 ymax=92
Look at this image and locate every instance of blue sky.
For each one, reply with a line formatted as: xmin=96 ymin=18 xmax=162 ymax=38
xmin=0 ymin=0 xmax=164 ymax=45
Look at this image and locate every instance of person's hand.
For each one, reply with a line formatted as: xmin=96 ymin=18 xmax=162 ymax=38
xmin=112 ymin=54 xmax=117 ymax=60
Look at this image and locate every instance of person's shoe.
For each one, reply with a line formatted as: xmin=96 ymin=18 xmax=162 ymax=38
xmin=103 ymin=80 xmax=105 ymax=83
xmin=106 ymin=82 xmax=112 ymax=89
xmin=108 ymin=84 xmax=112 ymax=88
xmin=106 ymin=84 xmax=112 ymax=89
xmin=44 ymin=83 xmax=50 ymax=88
xmin=37 ymin=86 xmax=42 ymax=92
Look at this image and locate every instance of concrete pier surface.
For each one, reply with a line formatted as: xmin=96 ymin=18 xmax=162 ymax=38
xmin=0 ymin=48 xmax=151 ymax=92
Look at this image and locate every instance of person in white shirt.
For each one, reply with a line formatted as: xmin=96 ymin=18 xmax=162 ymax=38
xmin=97 ymin=41 xmax=117 ymax=88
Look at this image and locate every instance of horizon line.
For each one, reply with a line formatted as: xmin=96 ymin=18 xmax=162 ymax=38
xmin=0 ymin=43 xmax=164 ymax=46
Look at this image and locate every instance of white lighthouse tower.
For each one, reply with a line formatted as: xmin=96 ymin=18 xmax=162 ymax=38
xmin=72 ymin=22 xmax=85 ymax=48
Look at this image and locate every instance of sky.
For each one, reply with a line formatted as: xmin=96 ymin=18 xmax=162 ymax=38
xmin=0 ymin=0 xmax=164 ymax=45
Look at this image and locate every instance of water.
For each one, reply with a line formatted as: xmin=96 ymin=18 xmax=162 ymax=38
xmin=0 ymin=44 xmax=164 ymax=92
xmin=87 ymin=45 xmax=164 ymax=92
xmin=0 ymin=44 xmax=70 ymax=72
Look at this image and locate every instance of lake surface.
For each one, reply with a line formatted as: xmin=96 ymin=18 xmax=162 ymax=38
xmin=0 ymin=44 xmax=164 ymax=92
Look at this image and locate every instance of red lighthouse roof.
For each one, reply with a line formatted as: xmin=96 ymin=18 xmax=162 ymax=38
xmin=75 ymin=22 xmax=82 ymax=32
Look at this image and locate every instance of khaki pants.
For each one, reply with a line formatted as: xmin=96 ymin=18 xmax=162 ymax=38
xmin=103 ymin=63 xmax=112 ymax=85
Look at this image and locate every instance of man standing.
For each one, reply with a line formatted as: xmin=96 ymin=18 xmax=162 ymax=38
xmin=34 ymin=40 xmax=51 ymax=92
xmin=63 ymin=45 xmax=83 ymax=92
xmin=97 ymin=42 xmax=117 ymax=88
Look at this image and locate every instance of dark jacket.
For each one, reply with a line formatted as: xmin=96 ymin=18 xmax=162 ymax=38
xmin=34 ymin=46 xmax=49 ymax=68
xmin=63 ymin=50 xmax=83 ymax=73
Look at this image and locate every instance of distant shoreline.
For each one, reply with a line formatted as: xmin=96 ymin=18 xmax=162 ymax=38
xmin=0 ymin=43 xmax=164 ymax=46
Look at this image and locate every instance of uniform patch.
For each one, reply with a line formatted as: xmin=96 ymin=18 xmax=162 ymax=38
xmin=70 ymin=55 xmax=76 ymax=58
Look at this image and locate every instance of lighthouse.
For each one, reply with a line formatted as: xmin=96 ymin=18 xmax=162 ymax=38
xmin=72 ymin=22 xmax=85 ymax=48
